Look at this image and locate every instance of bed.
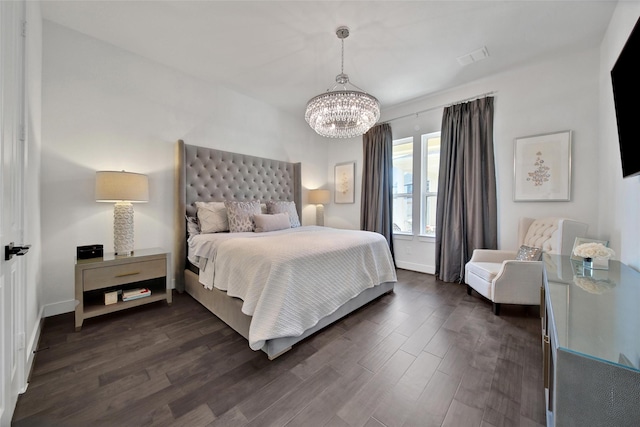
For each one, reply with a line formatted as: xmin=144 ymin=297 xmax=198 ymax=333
xmin=174 ymin=140 xmax=396 ymax=359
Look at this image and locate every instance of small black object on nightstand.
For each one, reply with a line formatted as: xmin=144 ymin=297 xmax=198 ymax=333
xmin=76 ymin=244 xmax=103 ymax=260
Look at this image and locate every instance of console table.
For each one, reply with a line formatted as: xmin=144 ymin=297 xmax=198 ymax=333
xmin=541 ymin=254 xmax=640 ymax=426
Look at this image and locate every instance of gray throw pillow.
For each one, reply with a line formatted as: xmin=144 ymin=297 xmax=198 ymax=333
xmin=254 ymin=213 xmax=291 ymax=233
xmin=515 ymin=245 xmax=542 ymax=261
xmin=225 ymin=201 xmax=261 ymax=232
xmin=266 ymin=200 xmax=300 ymax=228
xmin=185 ymin=215 xmax=200 ymax=237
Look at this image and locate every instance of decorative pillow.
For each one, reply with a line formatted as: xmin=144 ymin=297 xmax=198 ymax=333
xmin=185 ymin=215 xmax=200 ymax=237
xmin=266 ymin=200 xmax=301 ymax=228
xmin=515 ymin=245 xmax=542 ymax=261
xmin=254 ymin=213 xmax=291 ymax=233
xmin=195 ymin=201 xmax=228 ymax=233
xmin=225 ymin=201 xmax=262 ymax=232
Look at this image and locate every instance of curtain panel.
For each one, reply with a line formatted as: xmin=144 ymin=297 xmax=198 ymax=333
xmin=435 ymin=97 xmax=497 ymax=283
xmin=361 ymin=123 xmax=395 ymax=261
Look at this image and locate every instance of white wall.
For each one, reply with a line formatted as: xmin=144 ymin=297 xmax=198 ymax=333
xmin=331 ymin=46 xmax=603 ymax=273
xmin=41 ymin=21 xmax=328 ymax=315
xmin=598 ymin=3 xmax=640 ymax=271
xmin=325 ymin=138 xmax=362 ymax=230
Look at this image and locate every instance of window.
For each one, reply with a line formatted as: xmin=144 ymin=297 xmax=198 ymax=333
xmin=421 ymin=133 xmax=440 ymax=236
xmin=392 ymin=138 xmax=413 ymax=233
xmin=392 ymin=132 xmax=440 ymax=236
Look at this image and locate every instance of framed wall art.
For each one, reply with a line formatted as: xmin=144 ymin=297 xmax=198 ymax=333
xmin=334 ymin=161 xmax=355 ymax=204
xmin=513 ymin=130 xmax=572 ymax=201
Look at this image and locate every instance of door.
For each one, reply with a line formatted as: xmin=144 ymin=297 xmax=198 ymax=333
xmin=0 ymin=1 xmax=28 ymax=425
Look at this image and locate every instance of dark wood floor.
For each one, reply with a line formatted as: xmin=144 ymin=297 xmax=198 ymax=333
xmin=13 ymin=269 xmax=545 ymax=427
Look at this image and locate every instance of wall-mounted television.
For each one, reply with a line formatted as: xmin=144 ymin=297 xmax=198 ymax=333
xmin=611 ymin=16 xmax=640 ymax=178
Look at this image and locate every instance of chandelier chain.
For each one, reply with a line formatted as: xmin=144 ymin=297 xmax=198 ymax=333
xmin=341 ymin=38 xmax=344 ymax=76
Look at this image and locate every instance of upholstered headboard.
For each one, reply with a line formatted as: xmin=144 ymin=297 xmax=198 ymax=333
xmin=174 ymin=139 xmax=302 ymax=291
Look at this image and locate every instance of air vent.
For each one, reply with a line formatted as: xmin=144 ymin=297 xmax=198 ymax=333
xmin=457 ymin=46 xmax=490 ymax=66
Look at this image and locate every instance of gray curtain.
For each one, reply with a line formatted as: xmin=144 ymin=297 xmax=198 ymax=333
xmin=435 ymin=97 xmax=497 ymax=283
xmin=361 ymin=123 xmax=395 ymax=260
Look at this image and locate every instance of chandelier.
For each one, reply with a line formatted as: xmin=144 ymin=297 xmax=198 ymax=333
xmin=305 ymin=26 xmax=380 ymax=139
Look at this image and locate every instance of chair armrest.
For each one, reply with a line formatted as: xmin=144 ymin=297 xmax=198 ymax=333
xmin=492 ymin=260 xmax=543 ymax=304
xmin=468 ymin=249 xmax=517 ymax=263
xmin=494 ymin=260 xmax=543 ymax=281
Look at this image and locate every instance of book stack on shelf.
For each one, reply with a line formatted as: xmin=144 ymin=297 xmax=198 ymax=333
xmin=122 ymin=288 xmax=151 ymax=302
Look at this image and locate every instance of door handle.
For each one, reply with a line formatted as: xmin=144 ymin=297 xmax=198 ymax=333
xmin=5 ymin=242 xmax=31 ymax=261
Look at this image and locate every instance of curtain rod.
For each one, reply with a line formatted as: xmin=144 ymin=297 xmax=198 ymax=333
xmin=382 ymin=90 xmax=497 ymax=124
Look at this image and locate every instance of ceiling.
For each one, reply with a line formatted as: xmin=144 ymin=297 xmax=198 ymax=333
xmin=40 ymin=1 xmax=617 ymax=117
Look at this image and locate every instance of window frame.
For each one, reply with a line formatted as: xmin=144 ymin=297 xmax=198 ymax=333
xmin=391 ymin=137 xmax=414 ymax=235
xmin=419 ymin=132 xmax=441 ymax=238
xmin=391 ymin=132 xmax=440 ymax=239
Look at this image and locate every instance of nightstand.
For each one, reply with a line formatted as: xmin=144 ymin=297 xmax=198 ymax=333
xmin=74 ymin=247 xmax=172 ymax=331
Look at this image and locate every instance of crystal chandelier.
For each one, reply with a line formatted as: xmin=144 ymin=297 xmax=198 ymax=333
xmin=305 ymin=26 xmax=380 ymax=139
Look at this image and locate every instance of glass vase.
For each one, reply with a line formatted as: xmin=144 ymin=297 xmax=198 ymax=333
xmin=592 ymin=256 xmax=610 ymax=270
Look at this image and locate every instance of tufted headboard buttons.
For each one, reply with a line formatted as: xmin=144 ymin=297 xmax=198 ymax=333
xmin=184 ymin=145 xmax=299 ymax=219
xmin=519 ymin=217 xmax=589 ymax=256
xmin=523 ymin=218 xmax=560 ymax=253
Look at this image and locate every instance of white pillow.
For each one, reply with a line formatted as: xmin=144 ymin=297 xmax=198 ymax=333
xmin=266 ymin=200 xmax=300 ymax=228
xmin=195 ymin=201 xmax=228 ymax=233
xmin=254 ymin=213 xmax=291 ymax=233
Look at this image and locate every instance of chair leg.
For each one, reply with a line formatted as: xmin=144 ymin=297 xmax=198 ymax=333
xmin=466 ymin=285 xmax=472 ymax=296
xmin=493 ymin=302 xmax=501 ymax=316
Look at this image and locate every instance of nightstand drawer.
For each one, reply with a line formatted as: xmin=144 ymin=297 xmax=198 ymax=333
xmin=83 ymin=259 xmax=166 ymax=291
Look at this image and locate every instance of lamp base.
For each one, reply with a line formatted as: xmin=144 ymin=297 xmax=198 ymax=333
xmin=316 ymin=204 xmax=325 ymax=226
xmin=114 ymin=202 xmax=134 ymax=255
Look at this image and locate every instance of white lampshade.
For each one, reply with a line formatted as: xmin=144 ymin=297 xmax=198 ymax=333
xmin=308 ymin=189 xmax=330 ymax=205
xmin=95 ymin=171 xmax=149 ymax=202
xmin=96 ymin=171 xmax=149 ymax=256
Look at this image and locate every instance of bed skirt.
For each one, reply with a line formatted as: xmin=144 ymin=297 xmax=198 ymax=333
xmin=184 ymin=268 xmax=394 ymax=359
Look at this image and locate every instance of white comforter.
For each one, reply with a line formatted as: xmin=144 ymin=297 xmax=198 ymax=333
xmin=188 ymin=226 xmax=397 ymax=350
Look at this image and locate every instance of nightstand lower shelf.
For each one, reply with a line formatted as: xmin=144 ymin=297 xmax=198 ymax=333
xmin=83 ymin=292 xmax=168 ymax=319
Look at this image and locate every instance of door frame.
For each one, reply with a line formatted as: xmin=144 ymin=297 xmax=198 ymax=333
xmin=1 ymin=0 xmax=28 ymax=424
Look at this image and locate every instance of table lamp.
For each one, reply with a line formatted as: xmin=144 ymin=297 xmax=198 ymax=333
xmin=95 ymin=170 xmax=149 ymax=255
xmin=308 ymin=189 xmax=330 ymax=226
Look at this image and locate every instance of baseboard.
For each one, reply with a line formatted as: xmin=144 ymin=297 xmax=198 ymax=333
xmin=43 ymin=299 xmax=76 ymax=317
xmin=395 ymin=260 xmax=435 ymax=275
xmin=24 ymin=306 xmax=45 ymax=391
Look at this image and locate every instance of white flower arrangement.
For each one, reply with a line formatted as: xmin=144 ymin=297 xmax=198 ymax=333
xmin=573 ymin=242 xmax=615 ymax=260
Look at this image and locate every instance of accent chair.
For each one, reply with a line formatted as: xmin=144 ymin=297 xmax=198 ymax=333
xmin=464 ymin=217 xmax=588 ymax=315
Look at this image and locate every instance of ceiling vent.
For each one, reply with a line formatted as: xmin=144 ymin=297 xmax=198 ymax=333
xmin=457 ymin=46 xmax=490 ymax=66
